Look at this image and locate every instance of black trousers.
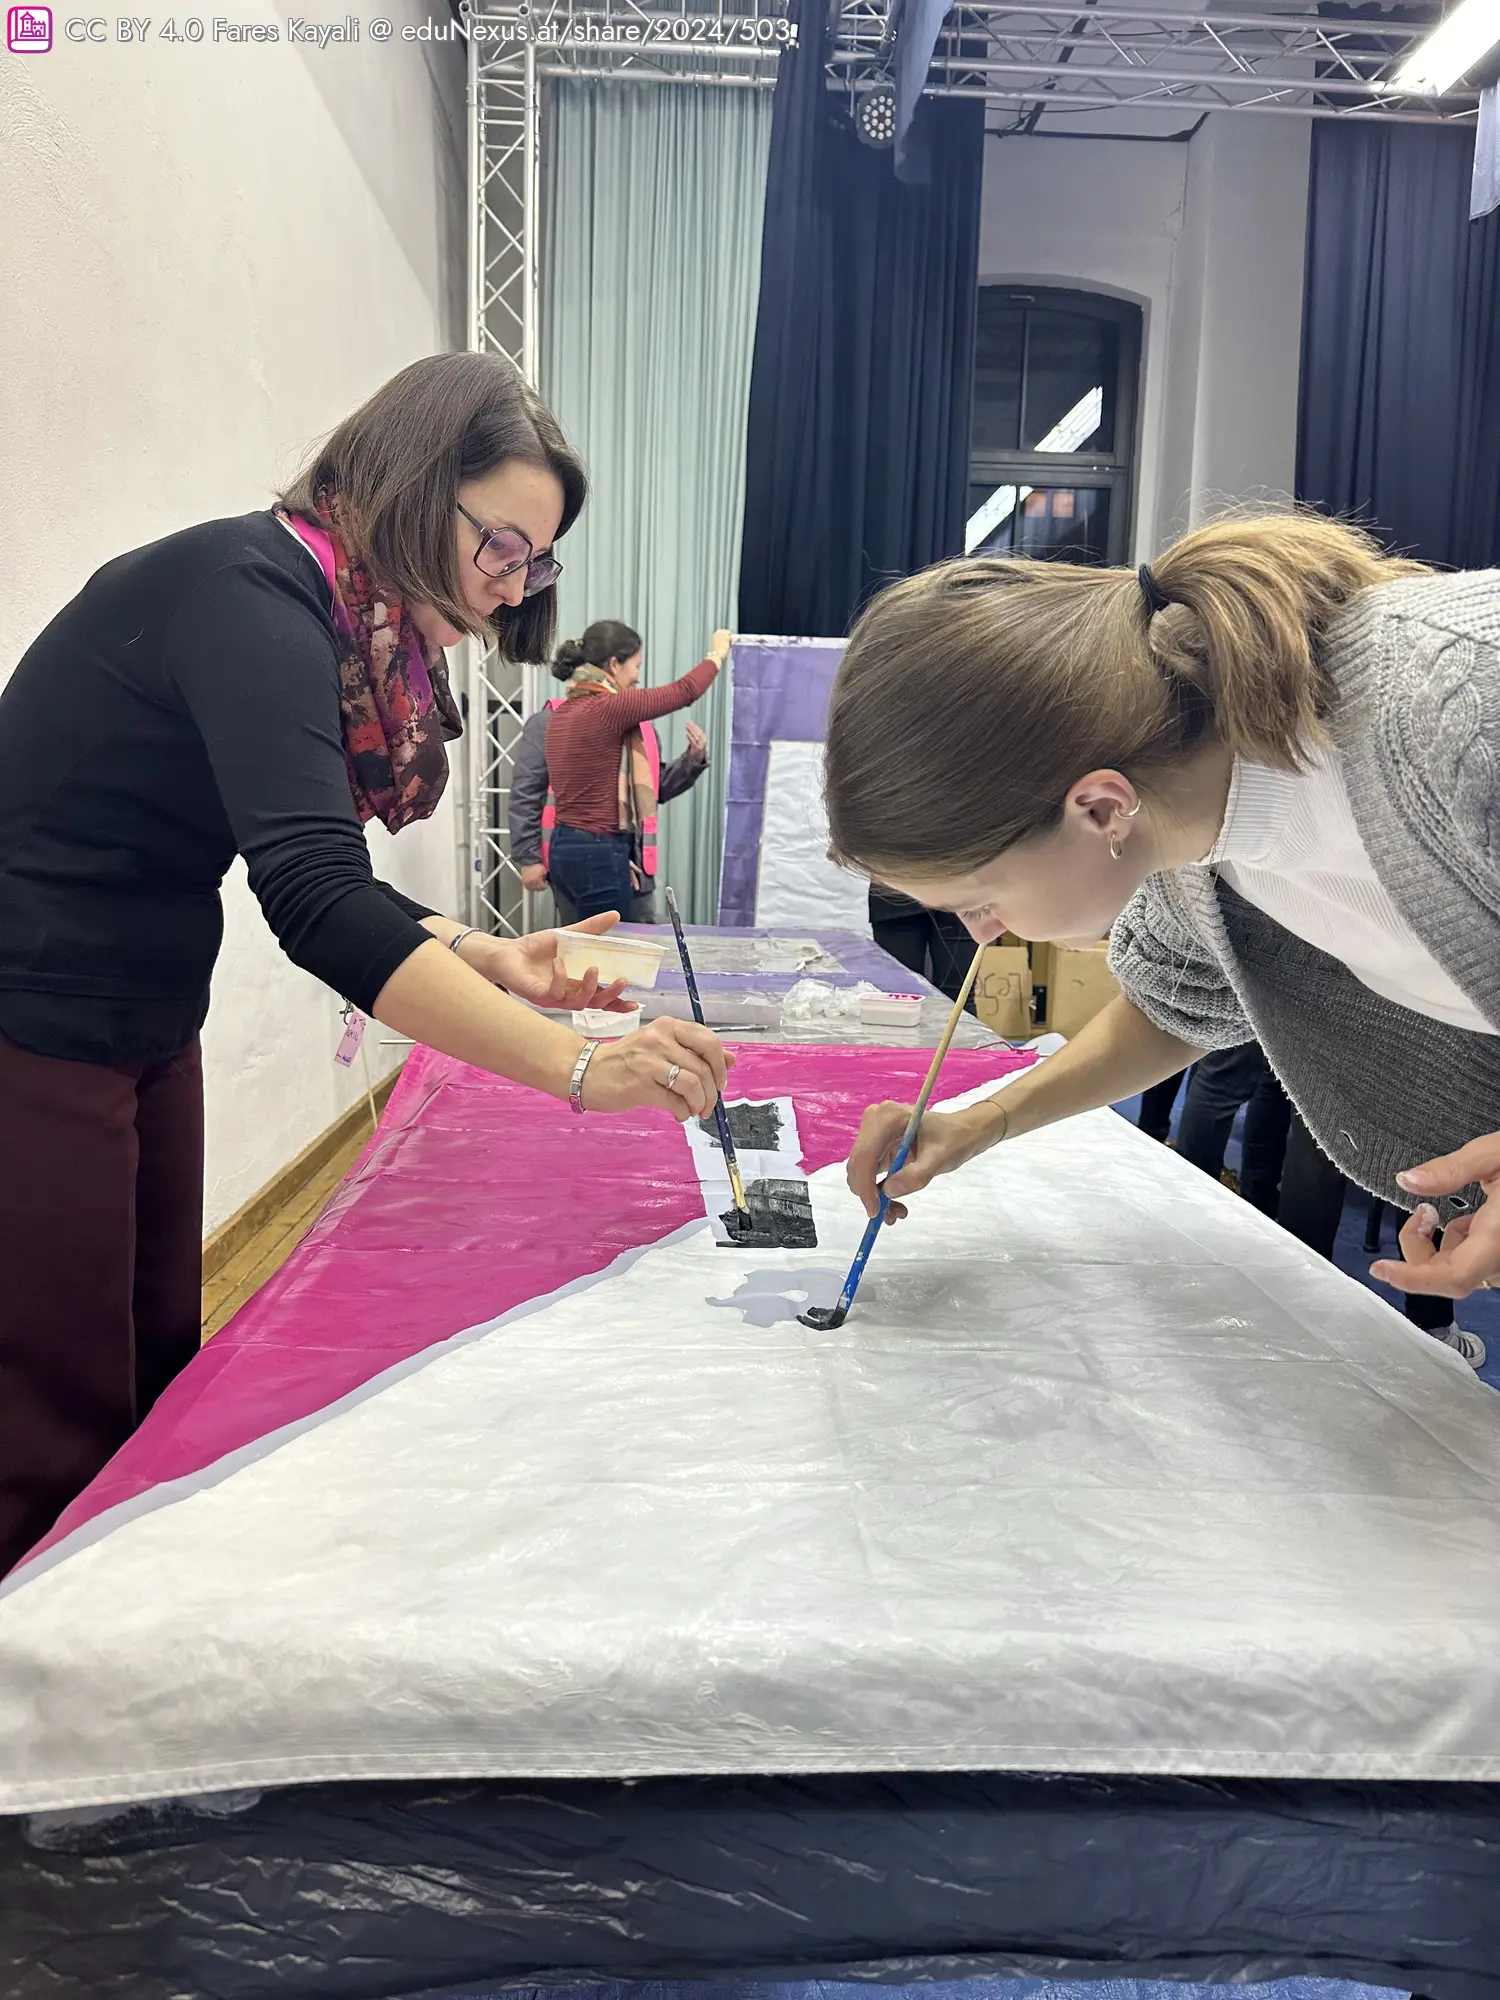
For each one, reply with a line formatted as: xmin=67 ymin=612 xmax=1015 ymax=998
xmin=869 ymin=891 xmax=975 ymax=1008
xmin=1176 ymin=1042 xmax=1292 ymax=1217
xmin=1279 ymin=1114 xmax=1451 ymax=1330
xmin=1137 ymin=1070 xmax=1186 ymax=1142
xmin=0 ymin=1034 xmax=204 ymax=1579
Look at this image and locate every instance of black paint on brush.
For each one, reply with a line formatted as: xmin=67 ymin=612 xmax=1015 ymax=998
xmin=718 ymin=1177 xmax=817 ymax=1250
xmin=797 ymin=1305 xmax=847 ymax=1329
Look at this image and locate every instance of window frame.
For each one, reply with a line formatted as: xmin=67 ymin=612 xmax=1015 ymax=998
xmin=968 ymin=285 xmax=1143 ymax=567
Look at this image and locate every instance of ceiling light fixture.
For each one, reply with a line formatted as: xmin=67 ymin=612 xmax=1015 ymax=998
xmin=1393 ymin=0 xmax=1500 ymax=94
xmin=854 ymin=84 xmax=898 ymax=148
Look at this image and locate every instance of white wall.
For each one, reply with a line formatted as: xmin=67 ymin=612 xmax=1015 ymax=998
xmin=0 ymin=12 xmax=466 ymax=1230
xmin=1162 ymin=115 xmax=1312 ymax=537
xmin=978 ymin=115 xmax=1311 ymax=557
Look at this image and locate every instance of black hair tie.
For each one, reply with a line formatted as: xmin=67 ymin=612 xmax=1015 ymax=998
xmin=1137 ymin=563 xmax=1172 ymax=616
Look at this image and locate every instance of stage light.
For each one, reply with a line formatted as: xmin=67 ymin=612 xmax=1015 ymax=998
xmin=1393 ymin=0 xmax=1500 ymax=94
xmin=854 ymin=84 xmax=898 ymax=147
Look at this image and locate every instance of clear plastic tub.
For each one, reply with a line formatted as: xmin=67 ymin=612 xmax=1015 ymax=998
xmin=556 ymin=930 xmax=666 ymax=990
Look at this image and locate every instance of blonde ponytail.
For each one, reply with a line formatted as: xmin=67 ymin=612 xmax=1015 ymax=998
xmin=1146 ymin=513 xmax=1426 ymax=771
xmin=823 ymin=509 xmax=1428 ymax=880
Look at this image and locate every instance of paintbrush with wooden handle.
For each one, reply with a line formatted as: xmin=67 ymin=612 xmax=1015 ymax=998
xmin=663 ymin=887 xmax=752 ymax=1231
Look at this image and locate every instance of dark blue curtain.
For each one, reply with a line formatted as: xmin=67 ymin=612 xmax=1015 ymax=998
xmin=1297 ymin=121 xmax=1500 ymax=567
xmin=737 ymin=0 xmax=985 ymax=637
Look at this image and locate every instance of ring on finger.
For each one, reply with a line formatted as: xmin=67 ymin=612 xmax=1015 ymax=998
xmin=666 ymin=1062 xmax=681 ymax=1091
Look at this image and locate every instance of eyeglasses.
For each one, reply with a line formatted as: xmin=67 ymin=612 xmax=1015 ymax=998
xmin=456 ymin=502 xmax=563 ymax=595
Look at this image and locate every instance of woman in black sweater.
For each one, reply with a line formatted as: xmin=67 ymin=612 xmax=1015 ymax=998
xmin=0 ymin=352 xmax=728 ymax=1577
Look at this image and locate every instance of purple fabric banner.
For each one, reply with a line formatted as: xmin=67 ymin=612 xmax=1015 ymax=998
xmin=718 ymin=638 xmax=846 ymax=927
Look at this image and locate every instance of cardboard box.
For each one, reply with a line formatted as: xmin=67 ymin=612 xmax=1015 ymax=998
xmin=973 ymin=945 xmax=1032 ymax=1038
xmin=1046 ymin=943 xmax=1118 ymax=1038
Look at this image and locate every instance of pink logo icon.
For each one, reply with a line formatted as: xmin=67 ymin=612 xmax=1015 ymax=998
xmin=7 ymin=4 xmax=52 ymax=48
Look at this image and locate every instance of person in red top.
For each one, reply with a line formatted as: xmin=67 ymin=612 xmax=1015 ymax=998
xmin=545 ymin=623 xmax=729 ymax=920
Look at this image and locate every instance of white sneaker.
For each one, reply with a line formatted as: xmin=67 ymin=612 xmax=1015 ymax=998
xmin=1432 ymin=1324 xmax=1487 ymax=1369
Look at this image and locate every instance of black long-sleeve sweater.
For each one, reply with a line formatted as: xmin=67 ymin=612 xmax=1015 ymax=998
xmin=0 ymin=512 xmax=437 ymax=1063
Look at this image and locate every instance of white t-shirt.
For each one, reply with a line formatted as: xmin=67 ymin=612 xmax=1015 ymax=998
xmin=1207 ymin=748 xmax=1496 ymax=1036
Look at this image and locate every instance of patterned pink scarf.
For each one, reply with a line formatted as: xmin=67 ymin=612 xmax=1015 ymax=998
xmin=277 ymin=505 xmax=463 ymax=834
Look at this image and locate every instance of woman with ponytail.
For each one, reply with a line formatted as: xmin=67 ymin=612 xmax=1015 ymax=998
xmin=544 ymin=619 xmax=728 ymax=922
xmin=827 ymin=512 xmax=1500 ymax=1342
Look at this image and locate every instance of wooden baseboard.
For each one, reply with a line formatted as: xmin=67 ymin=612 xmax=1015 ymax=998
xmin=202 ymin=1070 xmax=401 ymax=1281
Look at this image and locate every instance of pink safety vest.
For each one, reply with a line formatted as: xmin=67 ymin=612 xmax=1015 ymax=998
xmin=540 ymin=697 xmax=661 ymax=876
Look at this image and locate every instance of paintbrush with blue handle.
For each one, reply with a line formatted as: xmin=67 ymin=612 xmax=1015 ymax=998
xmin=663 ymin=887 xmax=752 ymax=1233
xmin=800 ymin=941 xmax=985 ymax=1329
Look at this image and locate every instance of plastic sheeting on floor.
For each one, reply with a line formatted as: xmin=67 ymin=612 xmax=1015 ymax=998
xmin=7 ymin=1770 xmax=1500 ymax=2000
xmin=5 ymin=1056 xmax=1500 ymax=1813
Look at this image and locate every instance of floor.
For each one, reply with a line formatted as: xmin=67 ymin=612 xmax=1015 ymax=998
xmin=200 ymin=1121 xmax=373 ymax=1340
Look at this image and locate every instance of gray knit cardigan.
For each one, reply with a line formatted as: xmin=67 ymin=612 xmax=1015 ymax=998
xmin=1108 ymin=571 xmax=1500 ymax=1212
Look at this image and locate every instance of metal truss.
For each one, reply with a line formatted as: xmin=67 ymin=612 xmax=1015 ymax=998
xmin=530 ymin=0 xmax=787 ymax=86
xmin=828 ymin=0 xmax=1480 ymax=126
xmin=464 ymin=9 xmax=541 ymax=936
xmin=462 ymin=0 xmax=783 ymax=932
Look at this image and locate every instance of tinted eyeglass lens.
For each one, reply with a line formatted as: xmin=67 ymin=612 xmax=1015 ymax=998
xmin=474 ymin=527 xmax=533 ymax=577
xmin=522 ymin=555 xmax=562 ymax=597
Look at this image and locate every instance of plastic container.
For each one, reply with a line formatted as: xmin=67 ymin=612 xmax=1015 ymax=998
xmin=572 ymin=1004 xmax=642 ymax=1038
xmin=557 ymin=929 xmax=666 ymax=990
xmin=859 ymin=992 xmax=925 ymax=1027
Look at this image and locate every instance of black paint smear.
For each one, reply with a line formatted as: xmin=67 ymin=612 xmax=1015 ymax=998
xmin=698 ymin=1101 xmax=784 ymax=1153
xmin=718 ymin=1177 xmax=817 ymax=1250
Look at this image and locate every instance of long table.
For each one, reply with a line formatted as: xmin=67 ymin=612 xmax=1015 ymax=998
xmin=4 ymin=931 xmax=1500 ymax=2000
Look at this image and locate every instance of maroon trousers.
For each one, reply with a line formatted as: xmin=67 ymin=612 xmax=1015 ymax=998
xmin=0 ymin=1034 xmax=204 ymax=1578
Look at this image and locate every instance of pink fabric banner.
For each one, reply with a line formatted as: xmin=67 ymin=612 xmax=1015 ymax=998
xmin=30 ymin=1040 xmax=1033 ymax=1562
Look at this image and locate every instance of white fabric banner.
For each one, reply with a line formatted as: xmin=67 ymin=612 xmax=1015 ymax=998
xmin=5 ymin=1089 xmax=1500 ymax=1811
xmin=753 ymin=739 xmax=873 ymax=937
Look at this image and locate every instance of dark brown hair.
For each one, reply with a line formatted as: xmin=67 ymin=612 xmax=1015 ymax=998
xmin=552 ymin=619 xmax=643 ymax=682
xmin=823 ymin=510 xmax=1428 ymax=880
xmin=279 ymin=352 xmax=587 ymax=661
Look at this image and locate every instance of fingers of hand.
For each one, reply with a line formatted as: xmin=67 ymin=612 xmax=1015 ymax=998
xmin=663 ymin=1052 xmax=715 ymax=1117
xmin=847 ymin=1102 xmax=913 ymax=1217
xmin=1397 ymin=1203 xmax=1441 ymax=1267
xmin=883 ymin=1159 xmax=930 ymax=1201
xmin=1398 ymin=1134 xmax=1500 ymax=1197
xmin=674 ymin=1020 xmax=730 ymax=1091
xmin=575 ymin=912 xmax=619 ymax=936
xmin=1372 ymin=1206 xmax=1498 ymax=1299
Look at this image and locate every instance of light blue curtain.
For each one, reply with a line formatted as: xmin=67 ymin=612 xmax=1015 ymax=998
xmin=541 ymin=79 xmax=772 ymax=924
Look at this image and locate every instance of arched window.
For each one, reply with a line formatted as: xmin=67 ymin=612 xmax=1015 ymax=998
xmin=966 ymin=286 xmax=1142 ymax=567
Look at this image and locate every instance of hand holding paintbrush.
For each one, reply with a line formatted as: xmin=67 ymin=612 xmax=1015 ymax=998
xmin=800 ymin=942 xmax=985 ymax=1329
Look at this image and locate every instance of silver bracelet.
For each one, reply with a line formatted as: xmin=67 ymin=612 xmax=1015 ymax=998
xmin=569 ymin=1039 xmax=601 ymax=1115
xmin=448 ymin=926 xmax=478 ymax=957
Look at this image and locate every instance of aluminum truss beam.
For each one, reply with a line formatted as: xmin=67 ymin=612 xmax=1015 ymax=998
xmin=827 ymin=0 xmax=1478 ymax=125
xmin=465 ymin=11 xmax=541 ymax=936
xmin=463 ymin=0 xmax=782 ymax=932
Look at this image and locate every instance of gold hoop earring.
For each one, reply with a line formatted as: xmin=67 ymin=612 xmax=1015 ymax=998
xmin=1109 ymin=832 xmax=1125 ymax=861
xmin=1123 ymin=800 xmax=1142 ymax=819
